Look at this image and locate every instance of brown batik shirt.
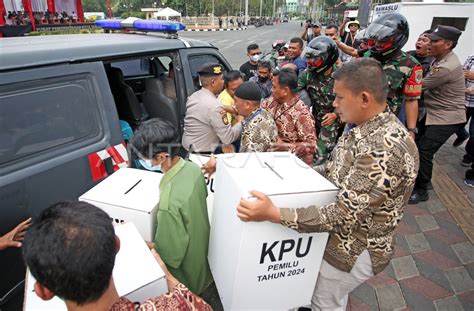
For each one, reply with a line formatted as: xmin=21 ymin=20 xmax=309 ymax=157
xmin=261 ymin=95 xmax=317 ymax=165
xmin=280 ymin=110 xmax=419 ymax=274
xmin=240 ymin=108 xmax=278 ymax=153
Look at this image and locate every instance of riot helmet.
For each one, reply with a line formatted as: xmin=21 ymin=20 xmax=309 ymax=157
xmin=303 ymin=36 xmax=339 ymax=73
xmin=365 ymin=13 xmax=409 ymax=62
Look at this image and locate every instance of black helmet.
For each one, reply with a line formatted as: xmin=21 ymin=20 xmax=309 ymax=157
xmin=303 ymin=36 xmax=339 ymax=73
xmin=354 ymin=29 xmax=369 ymax=54
xmin=365 ymin=13 xmax=409 ymax=62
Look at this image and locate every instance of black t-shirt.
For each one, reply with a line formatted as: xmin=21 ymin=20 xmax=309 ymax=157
xmin=239 ymin=61 xmax=258 ymax=81
xmin=341 ymin=31 xmax=356 ymax=48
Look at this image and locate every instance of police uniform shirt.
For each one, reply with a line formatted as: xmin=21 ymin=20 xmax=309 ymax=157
xmin=182 ymin=87 xmax=242 ymax=152
xmin=423 ymin=51 xmax=466 ymax=126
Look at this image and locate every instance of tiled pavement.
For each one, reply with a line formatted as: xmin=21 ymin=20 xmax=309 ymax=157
xmin=348 ymin=136 xmax=474 ymax=310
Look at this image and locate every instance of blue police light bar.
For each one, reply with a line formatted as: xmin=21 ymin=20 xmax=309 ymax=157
xmin=135 ymin=20 xmax=185 ymax=32
xmin=96 ymin=18 xmax=186 ymax=33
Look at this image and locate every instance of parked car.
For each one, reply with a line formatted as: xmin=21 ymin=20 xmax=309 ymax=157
xmin=0 ymin=21 xmax=233 ymax=311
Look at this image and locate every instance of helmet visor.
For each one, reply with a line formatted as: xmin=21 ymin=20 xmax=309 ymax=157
xmin=303 ymin=46 xmax=323 ymax=59
xmin=366 ymin=23 xmax=396 ymax=41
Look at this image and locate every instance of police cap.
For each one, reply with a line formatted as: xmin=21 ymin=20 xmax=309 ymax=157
xmin=427 ymin=25 xmax=461 ymax=42
xmin=197 ymin=62 xmax=223 ymax=76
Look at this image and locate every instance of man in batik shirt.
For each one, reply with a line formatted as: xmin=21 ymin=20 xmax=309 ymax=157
xmin=261 ymin=68 xmax=316 ymax=165
xmin=22 ymin=201 xmax=212 ymax=311
xmin=233 ymin=81 xmax=278 ymax=152
xmin=237 ymin=59 xmax=419 ymax=310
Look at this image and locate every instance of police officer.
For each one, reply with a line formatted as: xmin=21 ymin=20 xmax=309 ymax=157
xmin=182 ymin=63 xmax=242 ymax=153
xmin=409 ymin=25 xmax=465 ymax=204
xmin=298 ymin=36 xmax=340 ymax=165
xmin=365 ymin=13 xmax=423 ymax=138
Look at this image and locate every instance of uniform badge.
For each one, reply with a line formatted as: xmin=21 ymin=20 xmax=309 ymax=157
xmin=415 ymin=69 xmax=423 ymax=83
xmin=213 ymin=66 xmax=222 ymax=74
xmin=222 ymin=114 xmax=229 ymax=125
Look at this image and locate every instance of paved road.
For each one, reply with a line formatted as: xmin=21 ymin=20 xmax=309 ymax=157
xmin=182 ymin=22 xmax=304 ymax=69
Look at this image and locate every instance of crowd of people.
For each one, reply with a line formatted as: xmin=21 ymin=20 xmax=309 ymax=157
xmin=1 ymin=11 xmax=473 ymax=311
xmin=3 ymin=10 xmax=78 ymax=26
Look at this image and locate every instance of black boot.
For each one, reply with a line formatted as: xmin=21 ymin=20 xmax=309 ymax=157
xmin=409 ymin=189 xmax=429 ymax=204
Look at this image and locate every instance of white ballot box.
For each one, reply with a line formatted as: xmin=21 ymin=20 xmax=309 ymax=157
xmin=24 ymin=223 xmax=168 ymax=310
xmin=188 ymin=154 xmax=216 ymax=223
xmin=79 ymin=167 xmax=163 ymax=241
xmin=208 ymin=152 xmax=339 ymax=310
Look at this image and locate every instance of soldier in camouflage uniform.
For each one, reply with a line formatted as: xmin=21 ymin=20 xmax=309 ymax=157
xmin=365 ymin=13 xmax=423 ymax=137
xmin=299 ymin=36 xmax=341 ymax=165
xmin=261 ymin=39 xmax=287 ymax=69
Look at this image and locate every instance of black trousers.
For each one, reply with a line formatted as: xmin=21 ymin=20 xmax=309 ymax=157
xmin=415 ymin=122 xmax=464 ymax=192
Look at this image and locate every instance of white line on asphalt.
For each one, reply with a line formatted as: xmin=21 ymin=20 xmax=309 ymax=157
xmin=247 ymin=29 xmax=276 ymax=40
xmin=218 ymin=39 xmax=229 ymax=43
xmin=234 ymin=40 xmax=242 ymax=43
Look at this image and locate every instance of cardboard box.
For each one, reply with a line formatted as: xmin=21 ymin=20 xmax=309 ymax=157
xmin=188 ymin=154 xmax=216 ymax=223
xmin=79 ymin=167 xmax=163 ymax=241
xmin=208 ymin=152 xmax=339 ymax=310
xmin=24 ymin=222 xmax=168 ymax=310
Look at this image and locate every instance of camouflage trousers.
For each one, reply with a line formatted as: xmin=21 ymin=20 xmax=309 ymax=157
xmin=315 ymin=120 xmax=340 ymax=165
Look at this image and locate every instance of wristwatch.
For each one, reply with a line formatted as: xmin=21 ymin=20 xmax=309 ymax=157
xmin=407 ymin=127 xmax=418 ymax=134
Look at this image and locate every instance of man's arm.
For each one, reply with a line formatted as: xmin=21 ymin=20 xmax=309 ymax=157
xmin=336 ymin=40 xmax=358 ymax=58
xmin=301 ymin=23 xmax=309 ymax=41
xmin=210 ymin=105 xmax=242 ymax=144
xmin=293 ymin=106 xmax=317 ymax=160
xmin=154 ymin=208 xmax=189 ymax=269
xmin=238 ymin=152 xmax=402 ymax=235
xmin=422 ymin=66 xmax=451 ymax=90
xmin=405 ymin=99 xmax=418 ymax=135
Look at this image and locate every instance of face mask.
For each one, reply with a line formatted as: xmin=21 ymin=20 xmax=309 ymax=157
xmin=250 ymin=54 xmax=260 ymax=62
xmin=139 ymin=159 xmax=162 ymax=172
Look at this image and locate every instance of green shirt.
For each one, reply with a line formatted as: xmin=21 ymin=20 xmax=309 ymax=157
xmin=154 ymin=158 xmax=213 ymax=294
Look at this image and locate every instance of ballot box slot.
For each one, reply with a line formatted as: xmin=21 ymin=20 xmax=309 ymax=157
xmin=264 ymin=161 xmax=284 ymax=180
xmin=124 ymin=179 xmax=142 ymax=195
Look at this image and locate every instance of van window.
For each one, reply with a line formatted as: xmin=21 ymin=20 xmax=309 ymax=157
xmin=188 ymin=54 xmax=227 ymax=91
xmin=431 ymin=17 xmax=469 ymax=31
xmin=0 ymin=75 xmax=101 ymax=167
xmin=112 ymin=59 xmax=152 ymax=77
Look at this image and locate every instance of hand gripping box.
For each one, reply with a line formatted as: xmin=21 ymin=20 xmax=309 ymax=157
xmin=24 ymin=222 xmax=168 ymax=310
xmin=208 ymin=152 xmax=339 ymax=310
xmin=79 ymin=167 xmax=163 ymax=241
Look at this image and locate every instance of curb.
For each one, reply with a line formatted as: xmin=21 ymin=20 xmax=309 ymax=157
xmin=184 ymin=27 xmax=248 ymax=32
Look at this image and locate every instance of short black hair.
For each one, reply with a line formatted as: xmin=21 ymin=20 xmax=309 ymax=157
xmin=421 ymin=29 xmax=433 ymax=35
xmin=247 ymin=43 xmax=259 ymax=52
xmin=257 ymin=60 xmax=272 ymax=71
xmin=23 ymin=201 xmax=116 ymax=305
xmin=130 ymin=118 xmax=180 ymax=159
xmin=326 ymin=24 xmax=339 ymax=31
xmin=332 ymin=58 xmax=388 ymax=103
xmin=224 ymin=70 xmax=244 ymax=86
xmin=289 ymin=37 xmax=304 ymax=49
xmin=273 ymin=68 xmax=298 ymax=93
